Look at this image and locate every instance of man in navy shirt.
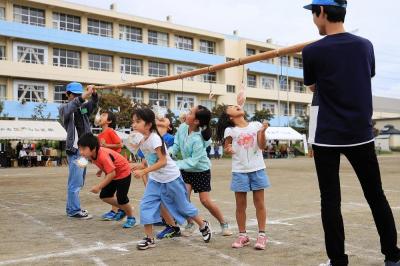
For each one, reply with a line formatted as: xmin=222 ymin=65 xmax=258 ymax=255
xmin=302 ymin=1 xmax=400 ymax=265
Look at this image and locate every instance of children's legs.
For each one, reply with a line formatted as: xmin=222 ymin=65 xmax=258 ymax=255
xmin=199 ymin=192 xmax=226 ymax=224
xmin=144 ymin=224 xmax=154 ymax=238
xmin=185 ymin=183 xmax=193 ymax=224
xmin=160 ymin=204 xmax=176 ymax=226
xmin=101 ymin=197 xmax=134 ymax=217
xmin=235 ymin=192 xmax=247 ymax=232
xmin=111 ymin=193 xmax=118 ymax=212
xmin=252 ymin=190 xmax=266 ymax=232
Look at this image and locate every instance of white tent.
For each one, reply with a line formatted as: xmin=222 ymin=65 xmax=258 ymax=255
xmin=265 ymin=127 xmax=304 ymax=141
xmin=0 ymin=120 xmax=67 ymax=141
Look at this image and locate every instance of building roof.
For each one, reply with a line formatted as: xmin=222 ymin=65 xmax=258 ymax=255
xmin=373 ymin=96 xmax=400 ymax=114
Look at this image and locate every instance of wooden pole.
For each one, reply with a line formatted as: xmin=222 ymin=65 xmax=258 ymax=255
xmin=94 ymin=41 xmax=313 ymax=90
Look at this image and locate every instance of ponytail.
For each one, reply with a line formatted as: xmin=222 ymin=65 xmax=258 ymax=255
xmin=195 ymin=105 xmax=212 ymax=141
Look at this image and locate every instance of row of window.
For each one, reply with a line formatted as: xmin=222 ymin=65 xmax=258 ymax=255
xmin=226 ymin=75 xmax=305 ymax=93
xmin=7 ymin=43 xmax=218 ymax=81
xmin=8 ymin=5 xmax=217 ymax=54
xmin=246 ymin=48 xmax=303 ymax=68
xmin=243 ymin=102 xmax=307 ymax=116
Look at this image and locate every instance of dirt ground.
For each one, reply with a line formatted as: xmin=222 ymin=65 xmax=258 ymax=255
xmin=0 ymin=155 xmax=399 ymax=266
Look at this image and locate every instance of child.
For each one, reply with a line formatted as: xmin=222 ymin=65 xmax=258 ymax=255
xmin=78 ymin=133 xmax=136 ymax=228
xmin=97 ymin=111 xmax=125 ymax=221
xmin=169 ymin=105 xmax=232 ymax=237
xmin=131 ymin=108 xmax=212 ymax=250
xmin=216 ymin=105 xmax=270 ymax=250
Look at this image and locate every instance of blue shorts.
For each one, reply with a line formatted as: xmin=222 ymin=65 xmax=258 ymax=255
xmin=231 ymin=169 xmax=270 ymax=192
xmin=140 ymin=176 xmax=198 ymax=225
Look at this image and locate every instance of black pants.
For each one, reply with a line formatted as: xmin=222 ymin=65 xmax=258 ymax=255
xmin=313 ymin=142 xmax=400 ymax=266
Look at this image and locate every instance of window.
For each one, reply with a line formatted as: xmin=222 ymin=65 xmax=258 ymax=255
xmin=88 ymin=53 xmax=113 ymax=72
xmin=280 ymin=56 xmax=290 ymax=67
xmin=226 ymin=57 xmax=235 ymax=62
xmin=200 ymin=40 xmax=216 ymax=54
xmin=247 ymin=74 xmax=257 ymax=87
xmin=119 ymin=25 xmax=142 ymax=42
xmin=149 ymin=61 xmax=169 ymax=77
xmin=53 ymin=48 xmax=80 ymax=68
xmin=261 ymin=102 xmax=276 ymax=114
xmin=200 ymin=100 xmax=216 ymax=110
xmin=244 ymin=103 xmax=256 ymax=116
xmin=121 ymin=58 xmax=143 ymax=75
xmin=14 ymin=80 xmax=48 ymax=102
xmin=175 ymin=35 xmax=193 ymax=51
xmin=14 ymin=42 xmax=47 ymax=65
xmin=13 ymin=5 xmax=45 ymax=27
xmin=202 ymin=72 xmax=216 ymax=83
xmin=0 ymin=7 xmax=5 ymax=20
xmin=261 ymin=76 xmax=275 ymax=90
xmin=294 ymin=80 xmax=305 ymax=93
xmin=246 ymin=48 xmax=256 ymax=56
xmin=295 ymin=103 xmax=307 ymax=116
xmin=176 ymin=95 xmax=195 ymax=110
xmin=175 ymin=65 xmax=196 ymax=81
xmin=226 ymin=85 xmax=236 ymax=93
xmin=149 ymin=92 xmax=169 ymax=107
xmin=54 ymin=84 xmax=68 ymax=103
xmin=0 ymin=85 xmax=6 ymax=100
xmin=88 ymin=18 xmax=113 ymax=38
xmin=0 ymin=46 xmax=5 ymax=60
xmin=122 ymin=89 xmax=143 ymax=103
xmin=52 ymin=12 xmax=81 ymax=33
xmin=279 ymin=76 xmax=289 ymax=91
xmin=280 ymin=103 xmax=290 ymax=116
xmin=294 ymin=57 xmax=303 ymax=69
xmin=148 ymin=30 xmax=169 ymax=47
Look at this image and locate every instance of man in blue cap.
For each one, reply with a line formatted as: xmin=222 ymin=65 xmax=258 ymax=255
xmin=59 ymin=82 xmax=98 ymax=219
xmin=302 ymin=1 xmax=400 ymax=265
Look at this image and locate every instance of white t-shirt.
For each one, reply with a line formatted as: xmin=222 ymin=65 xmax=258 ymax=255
xmin=139 ymin=132 xmax=181 ymax=183
xmin=224 ymin=121 xmax=266 ymax=173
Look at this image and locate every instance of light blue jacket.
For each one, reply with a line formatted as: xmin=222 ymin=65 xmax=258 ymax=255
xmin=169 ymin=123 xmax=211 ymax=172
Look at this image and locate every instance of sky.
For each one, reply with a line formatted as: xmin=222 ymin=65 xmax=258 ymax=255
xmin=68 ymin=0 xmax=400 ymax=99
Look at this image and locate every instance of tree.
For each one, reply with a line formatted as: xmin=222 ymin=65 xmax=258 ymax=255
xmin=292 ymin=114 xmax=310 ymax=135
xmin=165 ymin=108 xmax=179 ymax=134
xmin=250 ymin=109 xmax=274 ymax=123
xmin=96 ymin=90 xmax=135 ymax=128
xmin=0 ymin=101 xmax=3 ymax=115
xmin=31 ymin=100 xmax=51 ymax=120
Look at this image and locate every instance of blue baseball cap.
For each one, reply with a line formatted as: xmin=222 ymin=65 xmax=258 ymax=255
xmin=66 ymin=82 xmax=83 ymax=94
xmin=304 ymin=0 xmax=347 ymax=10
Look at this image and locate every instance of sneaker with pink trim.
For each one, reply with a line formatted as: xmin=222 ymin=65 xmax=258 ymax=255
xmin=254 ymin=235 xmax=268 ymax=250
xmin=231 ymin=235 xmax=250 ymax=248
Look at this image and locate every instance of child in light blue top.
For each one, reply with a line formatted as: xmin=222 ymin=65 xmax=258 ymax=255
xmin=169 ymin=105 xmax=232 ymax=237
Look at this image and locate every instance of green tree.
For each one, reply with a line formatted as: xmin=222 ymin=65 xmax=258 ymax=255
xmin=0 ymin=101 xmax=3 ymax=115
xmin=31 ymin=100 xmax=51 ymax=120
xmin=250 ymin=109 xmax=274 ymax=123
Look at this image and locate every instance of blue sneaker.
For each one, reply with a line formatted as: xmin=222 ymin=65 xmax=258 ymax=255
xmin=122 ymin=217 xmax=136 ymax=228
xmin=101 ymin=210 xmax=116 ymax=221
xmin=156 ymin=225 xmax=181 ymax=239
xmin=114 ymin=210 xmax=126 ymax=221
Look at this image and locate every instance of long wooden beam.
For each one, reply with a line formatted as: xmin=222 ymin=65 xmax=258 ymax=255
xmin=94 ymin=41 xmax=313 ymax=90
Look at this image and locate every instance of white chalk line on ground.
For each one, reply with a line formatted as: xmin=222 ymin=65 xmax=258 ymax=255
xmin=0 ymin=202 xmax=108 ymax=266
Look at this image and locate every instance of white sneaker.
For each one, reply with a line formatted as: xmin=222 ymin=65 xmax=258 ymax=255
xmin=319 ymin=260 xmax=331 ymax=266
xmin=181 ymin=222 xmax=196 ymax=237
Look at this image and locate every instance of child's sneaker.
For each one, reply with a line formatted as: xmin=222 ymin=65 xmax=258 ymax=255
xmin=254 ymin=234 xmax=268 ymax=250
xmin=156 ymin=225 xmax=181 ymax=239
xmin=101 ymin=210 xmax=116 ymax=221
xmin=137 ymin=237 xmax=155 ymax=250
xmin=182 ymin=222 xmax=196 ymax=237
xmin=232 ymin=234 xmax=250 ymax=248
xmin=113 ymin=209 xmax=126 ymax=221
xmin=220 ymin=222 xmax=233 ymax=236
xmin=122 ymin=217 xmax=136 ymax=228
xmin=318 ymin=260 xmax=332 ymax=266
xmin=199 ymin=220 xmax=212 ymax=243
xmin=68 ymin=210 xmax=93 ymax=220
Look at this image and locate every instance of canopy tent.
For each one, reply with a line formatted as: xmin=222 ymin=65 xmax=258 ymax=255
xmin=0 ymin=120 xmax=66 ymax=141
xmin=265 ymin=127 xmax=304 ymax=141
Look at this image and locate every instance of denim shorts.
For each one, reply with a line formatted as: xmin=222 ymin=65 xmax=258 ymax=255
xmin=231 ymin=169 xmax=270 ymax=192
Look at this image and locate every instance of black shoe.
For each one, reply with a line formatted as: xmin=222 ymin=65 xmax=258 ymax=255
xmin=137 ymin=237 xmax=156 ymax=250
xmin=68 ymin=210 xmax=93 ymax=220
xmin=199 ymin=220 xmax=212 ymax=243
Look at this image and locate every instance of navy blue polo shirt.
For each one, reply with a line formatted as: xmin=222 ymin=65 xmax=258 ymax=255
xmin=303 ymin=32 xmax=376 ymax=146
